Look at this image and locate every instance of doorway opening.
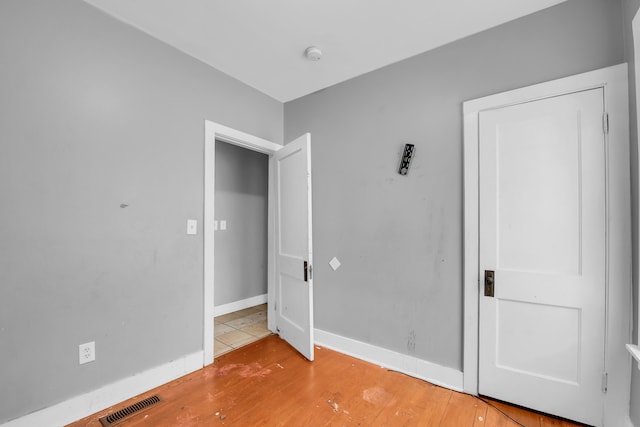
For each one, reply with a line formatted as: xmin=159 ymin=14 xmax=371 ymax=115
xmin=203 ymin=121 xmax=283 ymax=366
xmin=212 ymin=140 xmax=270 ymax=357
xmin=204 ymin=121 xmax=315 ymax=365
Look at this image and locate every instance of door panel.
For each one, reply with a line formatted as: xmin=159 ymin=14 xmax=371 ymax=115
xmin=479 ymin=89 xmax=605 ymax=425
xmin=495 ymin=111 xmax=581 ymax=274
xmin=274 ymin=133 xmax=314 ymax=361
xmin=496 ymin=299 xmax=580 ymax=383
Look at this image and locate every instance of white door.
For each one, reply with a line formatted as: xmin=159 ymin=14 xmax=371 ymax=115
xmin=273 ymin=133 xmax=314 ymax=361
xmin=478 ymin=89 xmax=606 ymax=425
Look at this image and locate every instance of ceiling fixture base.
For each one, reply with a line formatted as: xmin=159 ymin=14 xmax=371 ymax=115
xmin=304 ymin=46 xmax=323 ymax=61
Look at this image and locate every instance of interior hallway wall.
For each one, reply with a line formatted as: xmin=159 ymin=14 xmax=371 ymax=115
xmin=214 ymin=142 xmax=268 ymax=307
xmin=284 ymin=0 xmax=624 ymax=371
xmin=0 ymin=0 xmax=282 ymax=423
xmin=622 ymin=0 xmax=640 ymax=424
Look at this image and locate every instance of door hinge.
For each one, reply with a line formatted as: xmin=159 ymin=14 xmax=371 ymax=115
xmin=603 ymin=112 xmax=609 ymax=135
xmin=602 ymin=372 xmax=608 ymax=393
xmin=303 ymin=261 xmax=313 ymax=282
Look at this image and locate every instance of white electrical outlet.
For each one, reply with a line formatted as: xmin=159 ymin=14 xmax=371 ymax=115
xmin=186 ymin=219 xmax=197 ymax=235
xmin=79 ymin=341 xmax=95 ymax=365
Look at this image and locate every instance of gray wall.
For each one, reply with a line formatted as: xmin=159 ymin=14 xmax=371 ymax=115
xmin=0 ymin=0 xmax=282 ymax=423
xmin=623 ymin=0 xmax=640 ymax=424
xmin=214 ymin=142 xmax=268 ymax=306
xmin=284 ymin=0 xmax=624 ymax=370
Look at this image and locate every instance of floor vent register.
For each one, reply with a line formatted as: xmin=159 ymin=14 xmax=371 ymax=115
xmin=99 ymin=395 xmax=162 ymax=426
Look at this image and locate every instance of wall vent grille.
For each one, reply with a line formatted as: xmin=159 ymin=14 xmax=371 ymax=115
xmin=99 ymin=395 xmax=162 ymax=426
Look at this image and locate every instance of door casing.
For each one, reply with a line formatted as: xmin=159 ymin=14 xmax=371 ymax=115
xmin=203 ymin=121 xmax=283 ymax=366
xmin=463 ymin=63 xmax=632 ymax=426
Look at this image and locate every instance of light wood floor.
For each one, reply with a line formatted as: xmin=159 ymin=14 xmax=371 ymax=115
xmin=68 ymin=335 xmax=584 ymax=427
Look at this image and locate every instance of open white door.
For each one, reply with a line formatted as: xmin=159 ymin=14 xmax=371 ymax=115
xmin=273 ymin=133 xmax=314 ymax=361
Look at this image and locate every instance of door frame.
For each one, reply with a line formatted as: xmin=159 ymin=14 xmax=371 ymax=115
xmin=203 ymin=120 xmax=283 ymax=366
xmin=462 ymin=64 xmax=631 ymax=425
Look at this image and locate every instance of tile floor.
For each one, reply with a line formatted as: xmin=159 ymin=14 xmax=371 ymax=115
xmin=214 ymin=304 xmax=271 ymax=357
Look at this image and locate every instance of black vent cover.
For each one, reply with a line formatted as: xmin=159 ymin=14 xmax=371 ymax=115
xmin=99 ymin=395 xmax=162 ymax=426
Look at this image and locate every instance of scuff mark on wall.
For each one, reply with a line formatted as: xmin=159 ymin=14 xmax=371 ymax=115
xmin=407 ymin=330 xmax=416 ymax=354
xmin=119 ymin=203 xmax=129 ymax=208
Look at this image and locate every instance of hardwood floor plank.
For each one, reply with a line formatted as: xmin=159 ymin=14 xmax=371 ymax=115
xmin=484 ymin=405 xmax=526 ymax=427
xmin=439 ymin=392 xmax=489 ymax=426
xmin=482 ymin=397 xmax=585 ymax=427
xmin=473 ymin=404 xmax=489 ymax=427
xmin=483 ymin=398 xmax=543 ymax=427
xmin=67 ymin=336 xmax=586 ymax=427
xmin=369 ymin=373 xmax=449 ymax=426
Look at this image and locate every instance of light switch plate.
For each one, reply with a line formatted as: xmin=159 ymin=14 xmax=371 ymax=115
xmin=220 ymin=220 xmax=227 ymax=230
xmin=329 ymin=257 xmax=341 ymax=271
xmin=187 ymin=219 xmax=197 ymax=235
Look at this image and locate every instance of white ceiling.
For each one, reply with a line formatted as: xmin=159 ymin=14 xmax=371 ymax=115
xmin=83 ymin=0 xmax=567 ymax=102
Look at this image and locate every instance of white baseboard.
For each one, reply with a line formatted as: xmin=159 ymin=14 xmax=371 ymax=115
xmin=2 ymin=351 xmax=203 ymax=427
xmin=214 ymin=294 xmax=267 ymax=317
xmin=314 ymin=329 xmax=464 ymax=392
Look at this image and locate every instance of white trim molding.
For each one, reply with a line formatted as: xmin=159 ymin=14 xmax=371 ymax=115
xmin=1 ymin=351 xmax=203 ymax=427
xmin=628 ymin=344 xmax=640 ymax=370
xmin=315 ymin=329 xmax=464 ymax=392
xmin=214 ymin=294 xmax=268 ymax=317
xmin=629 ymin=9 xmax=640 ymax=376
xmin=203 ymin=121 xmax=283 ymax=366
xmin=462 ymin=63 xmax=631 ymax=427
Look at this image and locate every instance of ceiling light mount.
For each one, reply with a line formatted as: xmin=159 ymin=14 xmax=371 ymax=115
xmin=304 ymin=46 xmax=323 ymax=61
